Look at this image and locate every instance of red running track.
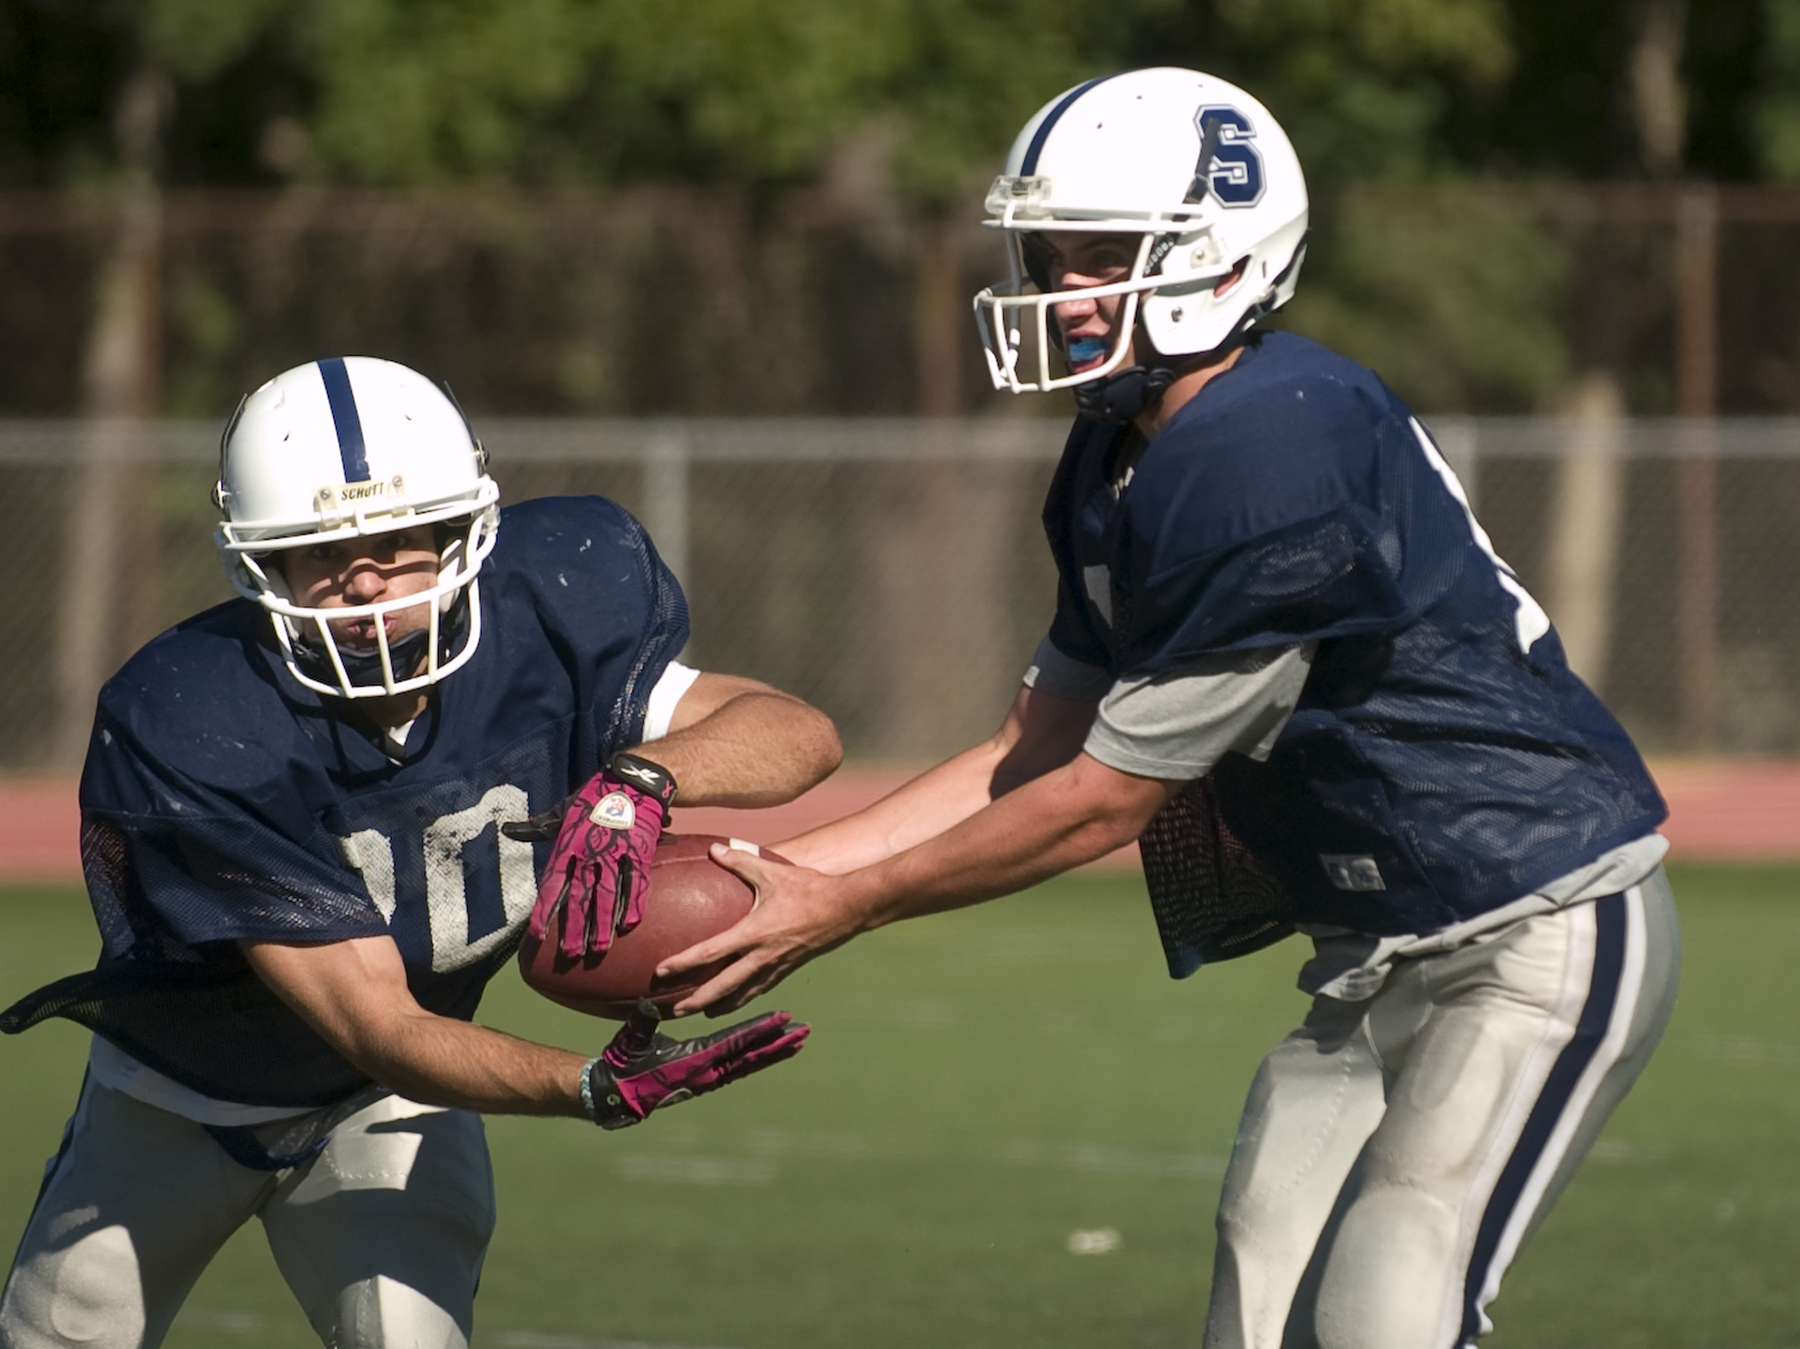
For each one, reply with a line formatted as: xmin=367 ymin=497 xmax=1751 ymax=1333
xmin=0 ymin=760 xmax=1794 ymax=884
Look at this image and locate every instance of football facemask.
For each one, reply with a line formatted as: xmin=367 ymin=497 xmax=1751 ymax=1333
xmin=234 ymin=516 xmax=494 ymax=698
xmin=214 ymin=357 xmax=502 ymax=700
xmin=972 ymin=68 xmax=1309 ymax=399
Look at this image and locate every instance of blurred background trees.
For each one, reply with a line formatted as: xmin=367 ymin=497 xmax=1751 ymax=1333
xmin=0 ymin=0 xmax=1795 ymax=764
xmin=0 ymin=0 xmax=1783 ymax=419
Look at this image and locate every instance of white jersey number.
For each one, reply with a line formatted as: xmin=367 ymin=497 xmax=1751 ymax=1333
xmin=339 ymin=783 xmax=538 ymax=973
xmin=1411 ymin=418 xmax=1551 ymax=654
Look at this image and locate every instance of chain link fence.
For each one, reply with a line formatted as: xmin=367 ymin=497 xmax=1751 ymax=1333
xmin=0 ymin=415 xmax=1794 ymax=769
xmin=11 ymin=184 xmax=1800 ymax=423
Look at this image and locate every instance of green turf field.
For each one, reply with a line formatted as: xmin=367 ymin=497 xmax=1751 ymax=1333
xmin=3 ymin=863 xmax=1798 ymax=1348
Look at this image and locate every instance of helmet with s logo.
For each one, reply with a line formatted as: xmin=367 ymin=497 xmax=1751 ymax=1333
xmin=973 ymin=68 xmax=1309 ymax=417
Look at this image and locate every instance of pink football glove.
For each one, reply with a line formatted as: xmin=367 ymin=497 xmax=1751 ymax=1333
xmin=584 ymin=999 xmax=811 ymax=1129
xmin=523 ymin=753 xmax=678 ymax=958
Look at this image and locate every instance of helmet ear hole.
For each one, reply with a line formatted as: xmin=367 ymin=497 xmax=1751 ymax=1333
xmin=1214 ymin=257 xmax=1251 ymax=298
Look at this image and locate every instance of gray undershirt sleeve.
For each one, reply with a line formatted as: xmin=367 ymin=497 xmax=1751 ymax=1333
xmin=1022 ymin=635 xmax=1114 ymax=703
xmin=1081 ymin=642 xmax=1317 ymax=781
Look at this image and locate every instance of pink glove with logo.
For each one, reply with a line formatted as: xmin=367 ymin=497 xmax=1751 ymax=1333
xmin=583 ymin=999 xmax=811 ymax=1129
xmin=518 ymin=752 xmax=678 ymax=958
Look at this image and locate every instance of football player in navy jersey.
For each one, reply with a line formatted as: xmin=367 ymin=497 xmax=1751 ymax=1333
xmin=0 ymin=357 xmax=838 ymax=1349
xmin=664 ymin=69 xmax=1680 ymax=1349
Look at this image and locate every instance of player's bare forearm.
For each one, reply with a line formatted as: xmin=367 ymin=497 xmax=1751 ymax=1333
xmin=774 ymin=737 xmax=1011 ymax=874
xmin=777 ymin=685 xmax=1099 ymax=875
xmin=637 ymin=673 xmax=841 ymax=808
xmin=244 ymin=936 xmax=590 ymax=1117
xmin=356 ymin=1017 xmax=588 ymax=1116
xmin=865 ymin=753 xmax=1169 ymax=915
xmin=664 ymin=752 xmax=1173 ymax=1014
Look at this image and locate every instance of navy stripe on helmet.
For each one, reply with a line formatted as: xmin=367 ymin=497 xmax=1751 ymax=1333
xmin=317 ymin=357 xmax=370 ymax=482
xmin=1020 ymin=75 xmax=1116 ymax=176
xmin=1458 ymin=891 xmax=1629 ymax=1344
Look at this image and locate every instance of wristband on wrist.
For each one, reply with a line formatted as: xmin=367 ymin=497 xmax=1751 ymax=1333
xmin=607 ymin=751 xmax=678 ymax=806
xmin=578 ymin=1056 xmax=603 ymax=1123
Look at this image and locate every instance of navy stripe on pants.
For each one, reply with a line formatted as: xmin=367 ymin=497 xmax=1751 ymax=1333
xmin=1458 ymin=891 xmax=1628 ymax=1343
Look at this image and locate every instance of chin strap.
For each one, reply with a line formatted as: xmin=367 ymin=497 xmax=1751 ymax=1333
xmin=1072 ymin=365 xmax=1179 ymax=424
xmin=1073 ymin=329 xmax=1255 ymax=425
xmin=330 ymin=628 xmax=432 ymax=689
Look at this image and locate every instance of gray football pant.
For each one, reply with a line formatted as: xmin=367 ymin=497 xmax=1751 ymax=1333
xmin=0 ymin=1081 xmax=495 ymax=1349
xmin=1204 ymin=871 xmax=1680 ymax=1349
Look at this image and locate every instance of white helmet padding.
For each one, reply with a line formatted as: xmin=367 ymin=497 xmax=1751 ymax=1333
xmin=973 ymin=68 xmax=1309 ymax=399
xmin=214 ymin=356 xmax=501 ymax=699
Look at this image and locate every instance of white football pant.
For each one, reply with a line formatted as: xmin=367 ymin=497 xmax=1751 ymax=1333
xmin=1204 ymin=871 xmax=1680 ymax=1349
xmin=0 ymin=1082 xmax=494 ymax=1349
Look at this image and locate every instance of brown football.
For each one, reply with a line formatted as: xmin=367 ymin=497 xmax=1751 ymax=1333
xmin=517 ymin=833 xmax=778 ymax=1019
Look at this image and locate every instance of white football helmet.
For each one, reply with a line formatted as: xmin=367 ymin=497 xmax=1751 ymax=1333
xmin=973 ymin=68 xmax=1309 ymax=409
xmin=214 ymin=357 xmax=502 ymax=699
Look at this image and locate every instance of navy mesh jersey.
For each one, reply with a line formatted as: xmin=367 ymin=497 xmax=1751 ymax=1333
xmin=1044 ymin=332 xmax=1665 ymax=936
xmin=1 ymin=496 xmax=687 ymax=1107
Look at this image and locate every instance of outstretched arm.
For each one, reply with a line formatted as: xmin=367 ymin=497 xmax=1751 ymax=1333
xmin=659 ymin=687 xmax=1177 ymax=1015
xmin=661 ymin=644 xmax=1314 ymax=1015
xmin=247 ymin=935 xmax=588 ymax=1115
xmin=775 ymin=684 xmax=1100 ymax=874
xmin=243 ymin=934 xmax=806 ymax=1123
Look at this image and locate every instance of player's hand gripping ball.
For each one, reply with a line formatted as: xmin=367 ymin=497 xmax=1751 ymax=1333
xmin=516 ymin=833 xmax=783 ymax=1017
xmin=506 ymin=752 xmax=678 ymax=959
xmin=583 ymin=998 xmax=809 ymax=1129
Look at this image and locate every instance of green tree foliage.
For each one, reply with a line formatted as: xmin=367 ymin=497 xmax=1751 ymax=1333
xmin=0 ymin=0 xmax=1772 ymax=412
xmin=127 ymin=0 xmax=598 ymax=182
xmin=1278 ymin=188 xmax=1568 ymax=411
xmin=1755 ymin=0 xmax=1800 ymax=178
xmin=0 ymin=0 xmax=1766 ymax=193
xmin=87 ymin=0 xmax=1178 ymax=191
xmin=138 ymin=0 xmax=289 ymax=82
xmin=9 ymin=0 xmax=1514 ymax=192
xmin=1133 ymin=0 xmax=1557 ymax=409
xmin=1212 ymin=0 xmax=1514 ymax=186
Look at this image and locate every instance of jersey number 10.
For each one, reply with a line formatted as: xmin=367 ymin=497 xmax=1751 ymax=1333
xmin=339 ymin=784 xmax=537 ymax=974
